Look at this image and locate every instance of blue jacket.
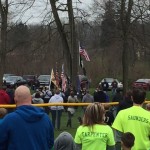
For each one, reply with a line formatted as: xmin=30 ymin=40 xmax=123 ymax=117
xmin=0 ymin=105 xmax=54 ymax=150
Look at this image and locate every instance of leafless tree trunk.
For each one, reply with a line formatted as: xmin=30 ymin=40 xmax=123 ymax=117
xmin=120 ymin=0 xmax=133 ymax=94
xmin=49 ymin=0 xmax=78 ymax=86
xmin=67 ymin=0 xmax=78 ymax=86
xmin=0 ymin=0 xmax=8 ymax=81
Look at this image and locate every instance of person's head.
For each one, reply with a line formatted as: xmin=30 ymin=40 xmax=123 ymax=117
xmin=125 ymin=90 xmax=132 ymax=99
xmin=0 ymin=108 xmax=7 ymax=119
xmin=54 ymin=131 xmax=76 ymax=150
xmin=70 ymin=90 xmax=74 ymax=97
xmin=14 ymin=85 xmax=32 ymax=107
xmin=55 ymin=89 xmax=60 ymax=95
xmin=121 ymin=132 xmax=135 ymax=149
xmin=35 ymin=92 xmax=41 ymax=98
xmin=146 ymin=103 xmax=150 ymax=111
xmin=83 ymin=102 xmax=105 ymax=126
xmin=132 ymin=89 xmax=146 ymax=104
xmin=86 ymin=90 xmax=89 ymax=94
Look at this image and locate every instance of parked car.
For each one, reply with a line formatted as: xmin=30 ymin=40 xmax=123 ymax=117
xmin=132 ymin=79 xmax=150 ymax=90
xmin=23 ymin=75 xmax=36 ymax=86
xmin=38 ymin=75 xmax=50 ymax=87
xmin=3 ymin=73 xmax=15 ymax=84
xmin=99 ymin=78 xmax=123 ymax=90
xmin=4 ymin=76 xmax=27 ymax=88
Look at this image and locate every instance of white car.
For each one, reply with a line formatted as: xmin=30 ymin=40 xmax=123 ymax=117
xmin=99 ymin=78 xmax=123 ymax=90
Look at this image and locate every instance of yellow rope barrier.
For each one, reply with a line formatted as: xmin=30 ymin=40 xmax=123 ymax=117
xmin=0 ymin=101 xmax=149 ymax=108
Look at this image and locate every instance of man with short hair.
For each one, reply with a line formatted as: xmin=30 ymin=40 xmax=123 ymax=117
xmin=112 ymin=89 xmax=150 ymax=150
xmin=0 ymin=85 xmax=54 ymax=150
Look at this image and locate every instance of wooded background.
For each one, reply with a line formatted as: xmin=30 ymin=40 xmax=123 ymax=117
xmin=0 ymin=0 xmax=150 ymax=93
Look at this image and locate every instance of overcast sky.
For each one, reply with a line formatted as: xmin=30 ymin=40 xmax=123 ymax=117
xmin=10 ymin=0 xmax=92 ymax=24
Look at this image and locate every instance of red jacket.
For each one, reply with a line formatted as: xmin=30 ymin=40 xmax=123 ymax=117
xmin=0 ymin=90 xmax=10 ymax=104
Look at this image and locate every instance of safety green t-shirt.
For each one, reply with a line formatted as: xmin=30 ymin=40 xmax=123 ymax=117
xmin=74 ymin=124 xmax=115 ymax=150
xmin=112 ymin=106 xmax=150 ymax=150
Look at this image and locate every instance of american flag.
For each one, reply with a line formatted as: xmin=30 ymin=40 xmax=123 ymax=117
xmin=61 ymin=64 xmax=67 ymax=92
xmin=79 ymin=44 xmax=90 ymax=61
xmin=55 ymin=69 xmax=60 ymax=88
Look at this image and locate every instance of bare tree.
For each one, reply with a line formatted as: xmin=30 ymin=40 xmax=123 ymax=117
xmin=49 ymin=0 xmax=78 ymax=86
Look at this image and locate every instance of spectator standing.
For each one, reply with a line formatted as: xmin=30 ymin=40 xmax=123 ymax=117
xmin=54 ymin=131 xmax=76 ymax=150
xmin=101 ymin=78 xmax=109 ymax=93
xmin=49 ymin=89 xmax=64 ymax=130
xmin=6 ymin=85 xmax=14 ymax=104
xmin=0 ymin=86 xmax=10 ymax=104
xmin=112 ymin=88 xmax=123 ymax=102
xmin=104 ymin=105 xmax=114 ymax=126
xmin=117 ymin=90 xmax=133 ymax=113
xmin=121 ymin=132 xmax=135 ymax=150
xmin=32 ymin=92 xmax=44 ymax=109
xmin=112 ymin=88 xmax=123 ymax=117
xmin=94 ymin=86 xmax=107 ymax=103
xmin=66 ymin=91 xmax=78 ymax=128
xmin=74 ymin=103 xmax=115 ymax=150
xmin=111 ymin=79 xmax=118 ymax=96
xmin=0 ymin=85 xmax=54 ymax=150
xmin=43 ymin=87 xmax=52 ymax=114
xmin=112 ymin=89 xmax=150 ymax=150
xmin=82 ymin=90 xmax=94 ymax=112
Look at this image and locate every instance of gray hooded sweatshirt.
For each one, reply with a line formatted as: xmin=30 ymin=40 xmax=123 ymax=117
xmin=54 ymin=132 xmax=76 ymax=150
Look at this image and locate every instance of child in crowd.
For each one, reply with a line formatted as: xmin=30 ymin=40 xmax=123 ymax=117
xmin=54 ymin=131 xmax=76 ymax=150
xmin=121 ymin=132 xmax=135 ymax=150
xmin=145 ymin=103 xmax=150 ymax=111
xmin=0 ymin=108 xmax=7 ymax=124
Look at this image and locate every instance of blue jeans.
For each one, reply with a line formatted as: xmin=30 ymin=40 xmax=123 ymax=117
xmin=50 ymin=110 xmax=62 ymax=130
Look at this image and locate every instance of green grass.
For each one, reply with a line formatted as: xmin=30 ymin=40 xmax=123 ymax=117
xmin=50 ymin=107 xmax=83 ymax=138
xmin=52 ymin=107 xmax=84 ymax=139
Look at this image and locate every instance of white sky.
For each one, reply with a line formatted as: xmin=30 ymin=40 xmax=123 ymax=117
xmin=9 ymin=0 xmax=92 ymax=24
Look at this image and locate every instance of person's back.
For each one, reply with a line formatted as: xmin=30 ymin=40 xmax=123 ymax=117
xmin=117 ymin=90 xmax=133 ymax=113
xmin=75 ymin=103 xmax=115 ymax=150
xmin=0 ymin=88 xmax=10 ymax=104
xmin=112 ymin=89 xmax=123 ymax=102
xmin=94 ymin=87 xmax=107 ymax=103
xmin=112 ymin=89 xmax=150 ymax=150
xmin=82 ymin=92 xmax=94 ymax=103
xmin=0 ymin=85 xmax=54 ymax=150
xmin=82 ymin=91 xmax=94 ymax=112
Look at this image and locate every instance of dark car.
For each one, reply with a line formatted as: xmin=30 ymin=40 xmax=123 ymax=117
xmin=23 ymin=75 xmax=36 ymax=86
xmin=132 ymin=79 xmax=150 ymax=91
xmin=38 ymin=75 xmax=50 ymax=87
xmin=5 ymin=76 xmax=27 ymax=88
xmin=3 ymin=73 xmax=15 ymax=84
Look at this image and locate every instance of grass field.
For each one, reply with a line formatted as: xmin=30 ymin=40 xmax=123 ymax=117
xmin=53 ymin=107 xmax=84 ymax=138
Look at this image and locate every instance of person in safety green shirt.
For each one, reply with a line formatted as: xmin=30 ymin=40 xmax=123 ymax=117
xmin=74 ymin=102 xmax=115 ymax=150
xmin=112 ymin=88 xmax=150 ymax=150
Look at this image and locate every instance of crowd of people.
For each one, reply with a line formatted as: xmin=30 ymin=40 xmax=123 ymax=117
xmin=0 ymin=81 xmax=150 ymax=149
